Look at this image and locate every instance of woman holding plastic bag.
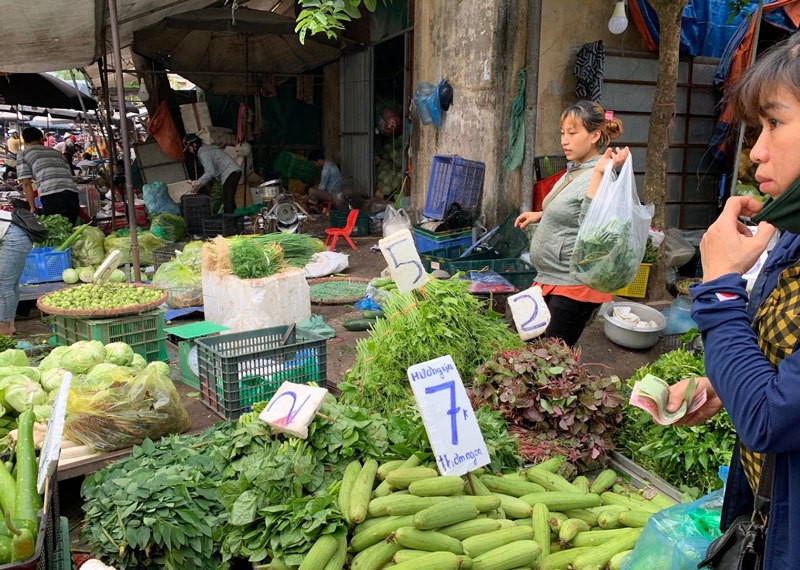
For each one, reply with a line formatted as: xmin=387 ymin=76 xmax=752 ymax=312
xmin=662 ymin=35 xmax=800 ymax=570
xmin=514 ymin=100 xmax=629 ymax=346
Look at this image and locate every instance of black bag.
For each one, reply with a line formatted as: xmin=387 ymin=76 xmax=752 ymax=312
xmin=11 ymin=208 xmax=49 ymax=243
xmin=697 ymin=455 xmax=773 ymax=570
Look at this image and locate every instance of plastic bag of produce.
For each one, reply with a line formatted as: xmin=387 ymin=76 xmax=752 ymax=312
xmin=71 ymin=226 xmax=106 ymax=267
xmin=622 ymin=489 xmax=723 ymax=570
xmin=152 ymin=257 xmax=203 ymax=308
xmin=570 ymin=155 xmax=654 ymax=292
xmin=150 ymin=213 xmax=187 ymax=243
xmin=143 ymin=180 xmax=181 ymax=217
xmin=105 ymin=230 xmax=169 ymax=266
xmin=177 ymin=240 xmax=203 ymax=272
xmin=64 ymin=362 xmax=190 ymax=452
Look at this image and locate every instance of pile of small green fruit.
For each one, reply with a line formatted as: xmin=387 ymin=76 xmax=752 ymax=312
xmin=42 ymin=284 xmax=164 ymax=311
xmin=62 ymin=267 xmax=126 ymax=284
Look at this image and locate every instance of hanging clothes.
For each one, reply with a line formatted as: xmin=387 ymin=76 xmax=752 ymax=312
xmin=502 ymin=70 xmax=526 ymax=171
xmin=573 ymin=40 xmax=605 ymax=102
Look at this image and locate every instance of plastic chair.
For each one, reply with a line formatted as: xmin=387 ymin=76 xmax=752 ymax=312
xmin=325 ymin=208 xmax=359 ymax=251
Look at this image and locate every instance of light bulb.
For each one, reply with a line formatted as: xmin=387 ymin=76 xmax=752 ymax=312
xmin=137 ymin=82 xmax=150 ymax=102
xmin=608 ymin=1 xmax=628 ymax=35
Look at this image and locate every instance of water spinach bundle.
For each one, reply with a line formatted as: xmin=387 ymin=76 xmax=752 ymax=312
xmin=570 ymin=216 xmax=639 ymax=292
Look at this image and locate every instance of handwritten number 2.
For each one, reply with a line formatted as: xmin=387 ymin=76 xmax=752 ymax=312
xmin=385 ymin=239 xmax=423 ymax=284
xmin=425 ymin=381 xmax=460 ymax=445
xmin=266 ymin=390 xmax=309 ymax=427
xmin=512 ymin=294 xmax=546 ymax=331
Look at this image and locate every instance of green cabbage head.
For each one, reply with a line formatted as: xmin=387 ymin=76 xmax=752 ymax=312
xmin=104 ymin=342 xmax=135 ymax=366
xmin=0 ymin=349 xmax=28 ymax=367
xmin=2 ymin=375 xmax=47 ymax=413
xmin=60 ymin=341 xmax=107 ymax=374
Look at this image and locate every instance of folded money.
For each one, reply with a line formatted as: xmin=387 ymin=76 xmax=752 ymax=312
xmin=629 ymin=373 xmax=708 ymax=425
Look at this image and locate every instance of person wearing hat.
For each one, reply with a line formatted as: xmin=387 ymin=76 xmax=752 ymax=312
xmin=17 ymin=127 xmax=80 ymax=224
xmin=5 ymin=130 xmax=20 ymax=157
xmin=183 ymin=134 xmax=242 ymax=214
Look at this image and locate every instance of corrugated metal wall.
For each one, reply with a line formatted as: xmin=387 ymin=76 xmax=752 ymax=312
xmin=340 ymin=48 xmax=374 ymax=197
xmin=604 ymin=52 xmax=722 ymax=229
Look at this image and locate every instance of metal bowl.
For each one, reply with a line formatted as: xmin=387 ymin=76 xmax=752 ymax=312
xmin=256 ymin=179 xmax=282 ymax=200
xmin=603 ymin=301 xmax=667 ymax=350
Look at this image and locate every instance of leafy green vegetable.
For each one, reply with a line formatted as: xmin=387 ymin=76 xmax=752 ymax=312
xmin=471 ymin=338 xmax=625 ymax=468
xmin=0 ymin=336 xmax=16 ymax=353
xmin=229 ymin=237 xmax=282 ymax=279
xmin=642 ymin=236 xmax=658 ymax=264
xmin=339 ymin=278 xmax=522 ymax=413
xmin=247 ymin=234 xmax=325 ymax=267
xmin=34 ymin=214 xmax=72 ymax=247
xmin=615 ymin=349 xmax=735 ymax=496
xmin=571 ymin=216 xmax=639 ymax=292
xmin=0 ymin=350 xmax=28 ymax=368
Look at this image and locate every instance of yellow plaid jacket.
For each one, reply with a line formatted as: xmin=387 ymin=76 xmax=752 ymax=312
xmin=740 ymin=262 xmax=800 ymax=492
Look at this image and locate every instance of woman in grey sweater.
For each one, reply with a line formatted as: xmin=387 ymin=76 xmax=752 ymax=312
xmin=515 ymin=100 xmax=627 ymax=346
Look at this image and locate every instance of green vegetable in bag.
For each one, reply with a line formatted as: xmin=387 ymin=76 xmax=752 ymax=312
xmin=150 ymin=213 xmax=187 ymax=243
xmin=152 ymin=258 xmax=203 ymax=308
xmin=71 ymin=226 xmax=106 ymax=268
xmin=104 ymin=230 xmax=168 ymax=266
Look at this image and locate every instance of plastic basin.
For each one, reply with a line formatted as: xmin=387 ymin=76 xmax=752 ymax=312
xmin=603 ymin=301 xmax=667 ymax=350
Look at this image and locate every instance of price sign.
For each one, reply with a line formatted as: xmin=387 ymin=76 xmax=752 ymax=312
xmin=407 ymin=355 xmax=490 ymax=476
xmin=259 ymin=381 xmax=329 ymax=438
xmin=379 ymin=229 xmax=430 ymax=294
xmin=509 ymin=285 xmax=551 ymax=341
xmin=38 ymin=371 xmax=72 ymax=494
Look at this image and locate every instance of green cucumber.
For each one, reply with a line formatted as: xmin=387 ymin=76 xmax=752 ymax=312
xmin=343 ymin=319 xmax=377 ymax=331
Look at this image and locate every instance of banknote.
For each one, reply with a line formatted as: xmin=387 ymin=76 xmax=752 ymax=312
xmin=629 ymin=373 xmax=708 ymax=425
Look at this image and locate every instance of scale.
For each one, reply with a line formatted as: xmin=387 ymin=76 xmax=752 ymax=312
xmin=165 ymin=321 xmax=228 ymax=389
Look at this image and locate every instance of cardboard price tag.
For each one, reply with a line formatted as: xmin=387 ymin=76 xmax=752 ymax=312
xmin=259 ymin=381 xmax=329 ymax=438
xmin=407 ymin=355 xmax=490 ymax=476
xmin=379 ymin=229 xmax=429 ymax=294
xmin=509 ymin=285 xmax=551 ymax=341
xmin=38 ymin=371 xmax=72 ymax=494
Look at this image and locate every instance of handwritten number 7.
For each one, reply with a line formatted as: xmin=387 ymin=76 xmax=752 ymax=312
xmin=425 ymin=380 xmax=460 ymax=445
xmin=385 ymin=239 xmax=423 ymax=284
xmin=511 ymin=294 xmax=546 ymax=331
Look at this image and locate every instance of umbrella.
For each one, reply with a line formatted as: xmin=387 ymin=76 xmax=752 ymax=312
xmin=0 ymin=73 xmax=97 ymax=110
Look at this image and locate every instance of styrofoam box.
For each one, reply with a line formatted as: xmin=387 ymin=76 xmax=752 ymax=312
xmin=180 ymin=102 xmax=214 ymax=134
xmin=202 ymin=267 xmax=311 ymax=334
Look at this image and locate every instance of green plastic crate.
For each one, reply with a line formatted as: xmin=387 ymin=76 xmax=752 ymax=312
xmin=441 ymin=257 xmax=538 ymax=290
xmin=52 ymin=309 xmax=168 ymax=363
xmin=195 ymin=325 xmax=328 ymax=420
xmin=420 ymin=244 xmax=494 ymax=272
xmin=50 ymin=517 xmax=71 ymax=570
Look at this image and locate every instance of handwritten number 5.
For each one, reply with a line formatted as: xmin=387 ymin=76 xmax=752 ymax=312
xmin=425 ymin=381 xmax=460 ymax=445
xmin=512 ymin=294 xmax=546 ymax=331
xmin=385 ymin=239 xmax=423 ymax=284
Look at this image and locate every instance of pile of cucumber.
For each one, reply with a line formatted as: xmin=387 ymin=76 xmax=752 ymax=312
xmin=289 ymin=455 xmax=675 ymax=570
xmin=343 ymin=311 xmax=385 ymax=332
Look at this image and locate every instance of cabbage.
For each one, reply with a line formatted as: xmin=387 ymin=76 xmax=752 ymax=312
xmin=0 ymin=349 xmax=28 ymax=367
xmin=0 ymin=366 xmax=40 ymax=383
xmin=82 ymin=363 xmax=135 ymax=390
xmin=104 ymin=342 xmax=134 ymax=366
xmin=38 ymin=346 xmax=69 ymax=370
xmin=40 ymin=368 xmax=67 ymax=392
xmin=79 ymin=267 xmax=95 ymax=283
xmin=3 ymin=375 xmax=47 ymax=413
xmin=146 ymin=361 xmax=171 ymax=377
xmin=71 ymin=226 xmax=106 ymax=268
xmin=33 ymin=404 xmax=51 ymax=421
xmin=60 ymin=341 xmax=106 ymax=374
xmin=130 ymin=354 xmax=147 ymax=370
xmin=62 ymin=268 xmax=79 ymax=284
xmin=108 ymin=269 xmax=126 ymax=283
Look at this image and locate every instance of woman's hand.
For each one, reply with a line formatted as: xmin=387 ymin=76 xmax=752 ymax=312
xmin=514 ymin=211 xmax=542 ymax=230
xmin=587 ymin=147 xmax=630 ymax=198
xmin=666 ymin=377 xmax=723 ymax=427
xmin=700 ymin=196 xmax=776 ymax=281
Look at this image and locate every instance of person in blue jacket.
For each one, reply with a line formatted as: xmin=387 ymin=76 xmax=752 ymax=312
xmin=666 ymin=33 xmax=800 ymax=569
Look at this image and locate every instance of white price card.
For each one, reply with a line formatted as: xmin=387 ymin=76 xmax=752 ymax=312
xmin=259 ymin=381 xmax=329 ymax=438
xmin=407 ymin=355 xmax=490 ymax=476
xmin=508 ymin=285 xmax=551 ymax=341
xmin=379 ymin=228 xmax=430 ymax=294
xmin=38 ymin=371 xmax=72 ymax=494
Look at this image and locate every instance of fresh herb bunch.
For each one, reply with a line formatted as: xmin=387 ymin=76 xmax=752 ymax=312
xmin=471 ymin=338 xmax=625 ymax=468
xmin=229 ymin=237 xmax=282 ymax=279
xmin=642 ymin=236 xmax=658 ymax=264
xmin=34 ymin=214 xmax=72 ymax=247
xmin=339 ymin=277 xmax=522 ymax=413
xmin=247 ymin=233 xmax=325 ymax=267
xmin=571 ymin=216 xmax=640 ymax=292
xmin=0 ymin=335 xmax=16 ymax=352
xmin=615 ymin=349 xmax=735 ymax=497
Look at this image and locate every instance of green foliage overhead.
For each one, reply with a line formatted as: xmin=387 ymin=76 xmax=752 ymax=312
xmin=295 ymin=0 xmax=384 ymax=44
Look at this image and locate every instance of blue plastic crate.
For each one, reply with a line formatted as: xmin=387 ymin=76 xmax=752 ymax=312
xmin=424 ymin=155 xmax=485 ymax=219
xmin=413 ymin=226 xmax=472 ymax=253
xmin=20 ymin=247 xmax=71 ymax=285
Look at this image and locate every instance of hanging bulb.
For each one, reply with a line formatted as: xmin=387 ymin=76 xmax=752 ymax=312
xmin=137 ymin=81 xmax=150 ymax=102
xmin=608 ymin=0 xmax=628 ymax=35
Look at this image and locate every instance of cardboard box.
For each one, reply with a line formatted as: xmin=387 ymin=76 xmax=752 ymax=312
xmin=180 ymin=102 xmax=213 ymax=134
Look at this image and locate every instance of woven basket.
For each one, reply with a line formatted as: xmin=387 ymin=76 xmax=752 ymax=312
xmin=308 ymin=276 xmax=370 ymax=305
xmin=37 ymin=284 xmax=168 ymax=318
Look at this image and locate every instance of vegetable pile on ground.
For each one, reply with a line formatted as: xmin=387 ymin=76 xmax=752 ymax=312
xmin=614 ymin=348 xmax=734 ymax=497
xmin=471 ymin=338 xmax=625 ymax=470
xmin=80 ymin=396 xmax=524 ymax=569
xmin=38 ymin=284 xmax=163 ymax=312
xmin=339 ymin=277 xmax=522 ymax=413
xmin=570 ymin=216 xmax=638 ymax=292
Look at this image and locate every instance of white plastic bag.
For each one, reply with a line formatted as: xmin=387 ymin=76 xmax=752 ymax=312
xmin=303 ymin=251 xmax=350 ymax=278
xmin=570 ymin=156 xmax=654 ymax=292
xmin=382 ymin=205 xmax=412 ymax=237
